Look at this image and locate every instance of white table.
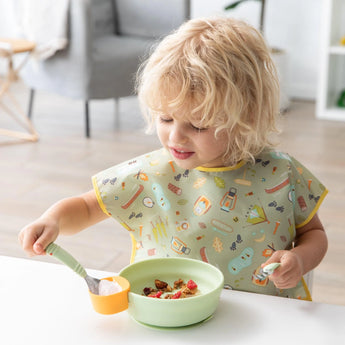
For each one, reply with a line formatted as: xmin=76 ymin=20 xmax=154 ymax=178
xmin=1 ymin=255 xmax=344 ymax=345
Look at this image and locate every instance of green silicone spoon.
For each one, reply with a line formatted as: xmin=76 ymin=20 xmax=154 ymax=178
xmin=45 ymin=242 xmax=100 ymax=294
xmin=263 ymin=262 xmax=281 ymax=275
xmin=256 ymin=262 xmax=281 ymax=281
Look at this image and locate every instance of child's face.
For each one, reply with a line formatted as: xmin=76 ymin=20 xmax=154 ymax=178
xmin=155 ymin=112 xmax=229 ymax=169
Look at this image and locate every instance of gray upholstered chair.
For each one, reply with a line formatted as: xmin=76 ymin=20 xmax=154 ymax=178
xmin=22 ymin=0 xmax=190 ymax=137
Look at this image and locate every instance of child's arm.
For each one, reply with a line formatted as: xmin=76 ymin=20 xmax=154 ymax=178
xmin=18 ymin=190 xmax=109 ymax=257
xmin=262 ymin=213 xmax=327 ymax=289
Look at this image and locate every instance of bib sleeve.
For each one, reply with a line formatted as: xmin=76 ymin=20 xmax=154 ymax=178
xmin=92 ymin=158 xmax=145 ymax=217
xmin=288 ymin=155 xmax=328 ymax=228
xmin=91 ymin=149 xmax=164 ymax=218
xmin=92 ymin=165 xmax=120 ymax=217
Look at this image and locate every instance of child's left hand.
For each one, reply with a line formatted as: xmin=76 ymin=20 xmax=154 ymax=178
xmin=262 ymin=250 xmax=304 ymax=289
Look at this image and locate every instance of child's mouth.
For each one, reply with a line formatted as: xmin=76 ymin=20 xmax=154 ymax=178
xmin=170 ymin=148 xmax=194 ymax=160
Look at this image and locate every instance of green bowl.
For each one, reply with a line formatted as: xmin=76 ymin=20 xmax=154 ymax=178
xmin=119 ymin=257 xmax=224 ymax=328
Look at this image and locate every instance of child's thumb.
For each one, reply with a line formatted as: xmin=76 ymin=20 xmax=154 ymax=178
xmin=33 ymin=241 xmax=46 ymax=255
xmin=34 ymin=234 xmax=57 ymax=255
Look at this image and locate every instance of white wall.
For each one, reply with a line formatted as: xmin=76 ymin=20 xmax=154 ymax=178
xmin=0 ymin=1 xmax=22 ymax=74
xmin=0 ymin=2 xmax=18 ymax=36
xmin=191 ymin=0 xmax=323 ymax=100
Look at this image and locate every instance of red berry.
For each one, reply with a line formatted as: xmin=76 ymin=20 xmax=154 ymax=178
xmin=187 ymin=279 xmax=198 ymax=290
xmin=171 ymin=290 xmax=182 ymax=299
xmin=148 ymin=290 xmax=163 ymax=298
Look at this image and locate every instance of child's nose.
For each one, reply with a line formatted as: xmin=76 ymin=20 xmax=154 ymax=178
xmin=169 ymin=124 xmax=188 ymax=144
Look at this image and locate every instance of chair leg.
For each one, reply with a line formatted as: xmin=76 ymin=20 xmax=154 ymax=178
xmin=28 ymin=88 xmax=35 ymax=119
xmin=85 ymin=100 xmax=90 ymax=138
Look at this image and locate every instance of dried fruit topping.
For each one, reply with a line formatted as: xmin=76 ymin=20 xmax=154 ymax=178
xmin=143 ymin=278 xmax=199 ymax=299
xmin=148 ymin=290 xmax=163 ymax=298
xmin=174 ymin=278 xmax=184 ymax=289
xmin=171 ymin=290 xmax=182 ymax=299
xmin=186 ymin=279 xmax=198 ymax=290
xmin=155 ymin=279 xmax=168 ymax=290
xmin=143 ymin=287 xmax=153 ymax=296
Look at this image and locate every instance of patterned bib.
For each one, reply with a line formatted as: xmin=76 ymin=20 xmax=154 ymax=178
xmin=93 ymin=148 xmax=327 ymax=300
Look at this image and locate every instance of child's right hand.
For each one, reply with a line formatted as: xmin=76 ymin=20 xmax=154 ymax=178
xmin=18 ymin=217 xmax=59 ymax=257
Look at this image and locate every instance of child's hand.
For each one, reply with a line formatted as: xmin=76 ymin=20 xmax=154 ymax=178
xmin=18 ymin=217 xmax=59 ymax=257
xmin=262 ymin=250 xmax=304 ymax=289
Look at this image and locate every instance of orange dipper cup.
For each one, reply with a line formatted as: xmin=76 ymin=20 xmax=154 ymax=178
xmin=88 ymin=276 xmax=130 ymax=315
xmin=45 ymin=242 xmax=130 ymax=315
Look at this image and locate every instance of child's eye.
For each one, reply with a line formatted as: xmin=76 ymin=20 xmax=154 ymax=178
xmin=159 ymin=117 xmax=173 ymax=123
xmin=191 ymin=124 xmax=208 ymax=131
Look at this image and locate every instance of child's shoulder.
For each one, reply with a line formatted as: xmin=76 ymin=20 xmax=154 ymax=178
xmin=253 ymin=149 xmax=305 ymax=176
xmin=112 ymin=148 xmax=168 ymax=170
xmin=255 ymin=149 xmax=293 ymax=164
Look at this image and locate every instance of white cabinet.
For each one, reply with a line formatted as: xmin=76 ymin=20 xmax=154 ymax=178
xmin=317 ymin=0 xmax=345 ymax=120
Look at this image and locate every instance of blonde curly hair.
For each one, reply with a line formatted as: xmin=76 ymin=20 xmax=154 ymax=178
xmin=136 ymin=16 xmax=280 ymax=166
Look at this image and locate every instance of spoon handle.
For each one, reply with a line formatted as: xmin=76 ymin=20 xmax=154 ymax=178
xmin=262 ymin=262 xmax=281 ymax=275
xmin=45 ymin=242 xmax=87 ymax=278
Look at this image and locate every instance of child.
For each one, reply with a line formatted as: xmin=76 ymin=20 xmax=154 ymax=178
xmin=19 ymin=17 xmax=328 ymax=300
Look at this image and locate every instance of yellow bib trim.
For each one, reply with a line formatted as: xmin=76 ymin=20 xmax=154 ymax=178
xmin=196 ymin=160 xmax=246 ymax=172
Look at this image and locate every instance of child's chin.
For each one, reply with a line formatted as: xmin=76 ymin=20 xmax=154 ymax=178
xmin=174 ymin=160 xmax=196 ymax=170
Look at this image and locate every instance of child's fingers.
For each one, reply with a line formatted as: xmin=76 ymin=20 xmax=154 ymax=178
xmin=18 ymin=226 xmax=40 ymax=257
xmin=266 ymin=252 xmax=304 ymax=289
xmin=261 ymin=250 xmax=285 ymax=267
xmin=33 ymin=229 xmax=58 ymax=255
xmin=33 ymin=242 xmax=45 ymax=255
xmin=18 ymin=220 xmax=58 ymax=256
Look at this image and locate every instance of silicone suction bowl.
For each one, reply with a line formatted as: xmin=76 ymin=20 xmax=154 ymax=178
xmin=119 ymin=257 xmax=224 ymax=328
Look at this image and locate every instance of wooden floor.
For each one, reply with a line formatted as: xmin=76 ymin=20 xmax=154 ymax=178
xmin=1 ymin=81 xmax=344 ymax=306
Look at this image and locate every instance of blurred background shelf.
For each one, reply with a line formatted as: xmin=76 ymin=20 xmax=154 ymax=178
xmin=317 ymin=0 xmax=345 ymax=121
